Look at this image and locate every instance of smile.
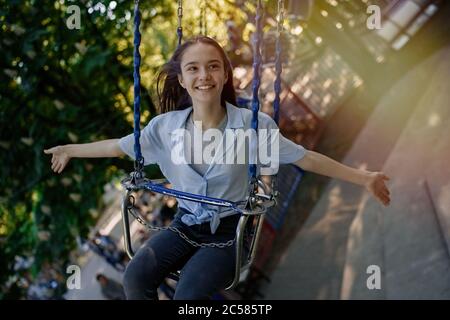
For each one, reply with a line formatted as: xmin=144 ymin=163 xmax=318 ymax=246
xmin=195 ymin=85 xmax=215 ymax=90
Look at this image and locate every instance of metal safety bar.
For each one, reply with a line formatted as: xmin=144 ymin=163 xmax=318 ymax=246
xmin=120 ymin=178 xmax=276 ymax=290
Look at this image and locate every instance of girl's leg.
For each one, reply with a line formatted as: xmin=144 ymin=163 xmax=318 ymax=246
xmin=122 ymin=228 xmax=194 ymax=300
xmin=173 ymin=245 xmax=235 ymax=300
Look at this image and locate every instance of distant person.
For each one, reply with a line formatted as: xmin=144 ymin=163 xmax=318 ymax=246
xmin=160 ymin=202 xmax=176 ymax=226
xmin=96 ymin=274 xmax=126 ymax=300
xmin=93 ymin=231 xmax=117 ymax=252
xmin=90 ymin=233 xmax=128 ymax=272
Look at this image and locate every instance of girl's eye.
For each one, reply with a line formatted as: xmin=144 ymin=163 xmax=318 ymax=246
xmin=209 ymin=65 xmax=220 ymax=70
xmin=187 ymin=66 xmax=197 ymax=71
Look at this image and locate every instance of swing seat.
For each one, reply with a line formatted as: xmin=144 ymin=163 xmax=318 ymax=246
xmin=120 ymin=178 xmax=275 ymax=291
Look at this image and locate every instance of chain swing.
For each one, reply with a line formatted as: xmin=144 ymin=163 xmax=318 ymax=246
xmin=121 ymin=0 xmax=285 ymax=290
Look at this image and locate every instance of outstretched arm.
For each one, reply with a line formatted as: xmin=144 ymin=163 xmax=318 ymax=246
xmin=44 ymin=139 xmax=124 ymax=174
xmin=295 ymin=150 xmax=391 ymax=206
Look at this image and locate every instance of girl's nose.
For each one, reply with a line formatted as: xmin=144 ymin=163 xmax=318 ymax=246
xmin=199 ymin=67 xmax=211 ymax=80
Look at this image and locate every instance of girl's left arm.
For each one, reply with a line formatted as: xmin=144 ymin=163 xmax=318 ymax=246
xmin=294 ymin=150 xmax=391 ymax=206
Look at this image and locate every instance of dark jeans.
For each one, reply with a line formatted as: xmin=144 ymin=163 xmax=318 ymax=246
xmin=123 ymin=208 xmax=244 ymax=300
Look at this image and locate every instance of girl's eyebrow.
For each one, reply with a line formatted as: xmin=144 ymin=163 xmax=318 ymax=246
xmin=183 ymin=59 xmax=222 ymax=67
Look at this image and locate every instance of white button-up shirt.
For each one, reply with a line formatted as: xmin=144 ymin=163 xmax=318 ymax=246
xmin=119 ymin=102 xmax=306 ymax=233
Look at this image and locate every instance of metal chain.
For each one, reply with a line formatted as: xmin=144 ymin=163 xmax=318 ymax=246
xmin=126 ymin=195 xmax=236 ymax=248
xmin=271 ymin=0 xmax=284 ymax=201
xmin=177 ymin=0 xmax=183 ymax=46
xmin=177 ymin=0 xmax=183 ymax=30
xmin=203 ymin=0 xmax=208 ymax=35
xmin=199 ymin=0 xmax=207 ymax=35
xmin=277 ymin=0 xmax=285 ymax=33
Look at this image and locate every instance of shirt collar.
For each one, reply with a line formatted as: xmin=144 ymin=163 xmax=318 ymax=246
xmin=170 ymin=101 xmax=244 ymax=135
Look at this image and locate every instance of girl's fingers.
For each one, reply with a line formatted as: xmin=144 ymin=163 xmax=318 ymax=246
xmin=378 ymin=195 xmax=387 ymax=206
xmin=44 ymin=147 xmax=56 ymax=154
xmin=373 ymin=189 xmax=390 ymax=206
xmin=54 ymin=161 xmax=62 ymax=173
xmin=382 ymin=194 xmax=390 ymax=205
xmin=378 ymin=189 xmax=387 ymax=198
xmin=377 ymin=180 xmax=390 ymax=195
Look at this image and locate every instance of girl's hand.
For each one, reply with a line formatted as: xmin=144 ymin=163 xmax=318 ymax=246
xmin=44 ymin=146 xmax=71 ymax=174
xmin=365 ymin=171 xmax=391 ymax=206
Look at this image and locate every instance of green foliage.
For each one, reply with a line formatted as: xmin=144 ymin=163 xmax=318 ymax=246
xmin=0 ymin=0 xmax=260 ymax=299
xmin=0 ymin=0 xmax=178 ymax=299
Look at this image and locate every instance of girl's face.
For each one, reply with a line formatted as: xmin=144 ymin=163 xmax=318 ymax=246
xmin=178 ymin=43 xmax=228 ymax=107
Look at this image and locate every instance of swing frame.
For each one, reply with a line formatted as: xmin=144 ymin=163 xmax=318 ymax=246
xmin=120 ymin=176 xmax=276 ymax=290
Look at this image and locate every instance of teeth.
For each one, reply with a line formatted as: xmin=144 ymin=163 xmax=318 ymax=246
xmin=197 ymin=85 xmax=213 ymax=90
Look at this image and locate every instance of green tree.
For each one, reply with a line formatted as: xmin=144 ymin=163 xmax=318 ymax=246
xmin=0 ymin=0 xmax=177 ymax=299
xmin=0 ymin=0 xmax=253 ymax=299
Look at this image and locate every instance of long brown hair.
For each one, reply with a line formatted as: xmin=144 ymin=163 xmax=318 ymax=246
xmin=156 ymin=36 xmax=237 ymax=113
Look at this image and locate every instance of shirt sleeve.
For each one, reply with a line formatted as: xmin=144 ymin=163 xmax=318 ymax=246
xmin=118 ymin=117 xmax=161 ymax=165
xmin=257 ymin=112 xmax=307 ymax=175
xmin=279 ymin=131 xmax=307 ymax=164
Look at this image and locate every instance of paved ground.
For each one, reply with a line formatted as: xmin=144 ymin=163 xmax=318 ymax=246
xmin=261 ymin=44 xmax=450 ymax=300
xmin=64 ymin=190 xmax=125 ymax=300
xmin=64 ymin=187 xmax=175 ymax=300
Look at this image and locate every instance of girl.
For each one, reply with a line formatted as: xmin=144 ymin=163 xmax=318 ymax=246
xmin=44 ymin=36 xmax=391 ymax=300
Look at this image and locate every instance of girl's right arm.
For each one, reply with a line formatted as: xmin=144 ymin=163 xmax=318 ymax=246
xmin=44 ymin=139 xmax=125 ymax=174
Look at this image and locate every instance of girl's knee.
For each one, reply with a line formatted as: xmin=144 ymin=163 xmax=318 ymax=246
xmin=122 ymin=247 xmax=159 ymax=299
